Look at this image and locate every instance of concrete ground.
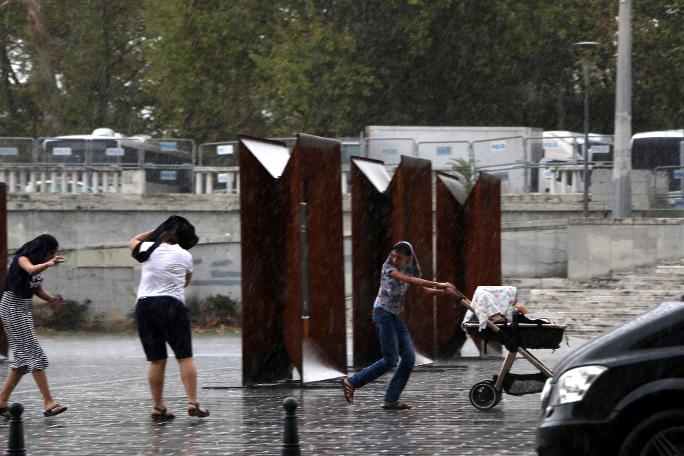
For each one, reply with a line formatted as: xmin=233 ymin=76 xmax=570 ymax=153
xmin=0 ymin=333 xmax=584 ymax=455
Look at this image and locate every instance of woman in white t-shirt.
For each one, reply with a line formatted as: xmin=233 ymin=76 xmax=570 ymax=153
xmin=129 ymin=216 xmax=209 ymax=421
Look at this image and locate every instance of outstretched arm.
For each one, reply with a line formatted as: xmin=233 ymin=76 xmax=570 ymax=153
xmin=17 ymin=255 xmax=63 ymax=276
xmin=389 ymin=270 xmax=452 ymax=290
xmin=129 ymin=229 xmax=155 ymax=252
xmin=423 ymin=285 xmax=467 ymax=301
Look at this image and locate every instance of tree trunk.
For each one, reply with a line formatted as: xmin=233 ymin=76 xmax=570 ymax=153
xmin=10 ymin=0 xmax=63 ymax=135
xmin=0 ymin=42 xmax=18 ymax=118
xmin=94 ymin=1 xmax=112 ymax=127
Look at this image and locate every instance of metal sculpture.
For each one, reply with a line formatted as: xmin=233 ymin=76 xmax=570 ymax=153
xmin=435 ymin=171 xmax=502 ymax=357
xmin=350 ymin=157 xmax=392 ymax=366
xmin=389 ymin=156 xmax=434 ymax=360
xmin=435 ymin=172 xmax=468 ymax=357
xmin=351 ymin=156 xmax=434 ymax=365
xmin=462 ymin=172 xmax=502 ymax=295
xmin=240 ymin=134 xmax=345 ymax=386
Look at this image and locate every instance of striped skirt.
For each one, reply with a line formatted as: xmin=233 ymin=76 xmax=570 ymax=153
xmin=0 ymin=291 xmax=49 ymax=372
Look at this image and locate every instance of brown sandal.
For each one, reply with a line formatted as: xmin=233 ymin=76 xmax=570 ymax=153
xmin=382 ymin=401 xmax=413 ymax=410
xmin=187 ymin=402 xmax=210 ymax=417
xmin=342 ymin=377 xmax=355 ymax=405
xmin=151 ymin=406 xmax=175 ymax=422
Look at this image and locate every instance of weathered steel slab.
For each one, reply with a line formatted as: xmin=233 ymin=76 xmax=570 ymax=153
xmin=435 ymin=172 xmax=468 ymax=357
xmin=434 ymin=172 xmax=501 ymax=356
xmin=284 ymin=134 xmax=346 ymax=383
xmin=351 ymin=156 xmax=434 ymax=364
xmin=463 ymin=172 xmax=502 ymax=295
xmin=389 ymin=156 xmax=434 ymax=360
xmin=239 ymin=136 xmax=291 ymax=386
xmin=240 ymin=134 xmax=345 ymax=385
xmin=350 ymin=157 xmax=391 ymax=366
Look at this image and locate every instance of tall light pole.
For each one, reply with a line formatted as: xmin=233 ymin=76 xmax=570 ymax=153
xmin=573 ymin=41 xmax=599 ymax=218
xmin=612 ymin=0 xmax=633 ymax=218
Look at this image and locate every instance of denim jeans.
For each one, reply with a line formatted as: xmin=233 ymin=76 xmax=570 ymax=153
xmin=348 ymin=308 xmax=416 ymax=403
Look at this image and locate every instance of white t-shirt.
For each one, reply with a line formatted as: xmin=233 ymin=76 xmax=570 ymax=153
xmin=136 ymin=242 xmax=194 ymax=303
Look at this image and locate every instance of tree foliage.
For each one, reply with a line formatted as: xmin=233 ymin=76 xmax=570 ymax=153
xmin=0 ymin=0 xmax=681 ymax=141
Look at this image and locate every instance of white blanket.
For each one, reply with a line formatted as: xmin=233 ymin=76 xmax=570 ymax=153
xmin=464 ymin=286 xmax=517 ymax=330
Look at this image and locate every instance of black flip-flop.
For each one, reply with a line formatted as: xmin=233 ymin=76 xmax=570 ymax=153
xmin=44 ymin=403 xmax=67 ymax=417
xmin=0 ymin=406 xmax=9 ymax=419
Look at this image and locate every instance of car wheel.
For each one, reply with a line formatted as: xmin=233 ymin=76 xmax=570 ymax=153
xmin=620 ymin=409 xmax=684 ymax=456
xmin=469 ymin=379 xmax=501 ymax=411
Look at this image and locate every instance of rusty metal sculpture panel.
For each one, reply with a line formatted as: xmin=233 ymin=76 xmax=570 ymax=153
xmin=240 ymin=136 xmax=291 ymax=385
xmin=351 ymin=157 xmax=392 ymax=366
xmin=240 ymin=134 xmax=346 ymax=385
xmin=435 ymin=172 xmax=501 ymax=357
xmin=351 ymin=156 xmax=435 ymax=365
xmin=389 ymin=156 xmax=434 ymax=360
xmin=283 ymin=134 xmax=346 ymax=383
xmin=435 ymin=172 xmax=468 ymax=357
xmin=463 ymin=172 xmax=502 ymax=294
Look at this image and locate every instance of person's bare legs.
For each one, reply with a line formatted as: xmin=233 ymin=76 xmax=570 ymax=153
xmin=177 ymin=357 xmax=197 ymax=404
xmin=178 ymin=357 xmax=208 ymax=416
xmin=148 ymin=359 xmax=167 ymax=412
xmin=0 ymin=368 xmax=26 ymax=407
xmin=31 ymin=370 xmax=58 ymax=409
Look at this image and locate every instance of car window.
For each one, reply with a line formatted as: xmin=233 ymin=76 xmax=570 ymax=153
xmin=631 ymin=322 xmax=684 ymax=349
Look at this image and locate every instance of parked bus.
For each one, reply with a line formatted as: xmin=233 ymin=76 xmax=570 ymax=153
xmin=41 ymin=128 xmax=195 ymax=192
xmin=631 ymin=130 xmax=684 ymax=191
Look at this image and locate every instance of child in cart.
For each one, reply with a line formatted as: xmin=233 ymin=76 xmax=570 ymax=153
xmin=430 ymin=285 xmax=528 ymax=322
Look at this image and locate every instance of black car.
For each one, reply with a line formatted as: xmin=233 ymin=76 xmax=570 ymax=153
xmin=537 ymin=302 xmax=684 ymax=455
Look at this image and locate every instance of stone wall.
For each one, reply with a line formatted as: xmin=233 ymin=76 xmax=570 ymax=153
xmin=4 ymin=192 xmax=668 ymax=320
xmin=567 ymin=218 xmax=684 ymax=280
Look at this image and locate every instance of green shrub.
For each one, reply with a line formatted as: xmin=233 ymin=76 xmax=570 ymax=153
xmin=187 ymin=294 xmax=240 ymax=328
xmin=448 ymin=157 xmax=475 ymax=192
xmin=34 ymin=299 xmax=90 ymax=331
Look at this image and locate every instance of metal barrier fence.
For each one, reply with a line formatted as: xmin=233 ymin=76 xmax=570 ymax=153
xmin=0 ymin=138 xmax=36 ymax=163
xmin=0 ymin=134 xmax=630 ymax=195
xmin=0 ymin=136 xmax=196 ymax=194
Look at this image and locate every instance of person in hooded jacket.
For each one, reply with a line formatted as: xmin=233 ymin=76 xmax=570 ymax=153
xmin=342 ymin=241 xmax=453 ymax=410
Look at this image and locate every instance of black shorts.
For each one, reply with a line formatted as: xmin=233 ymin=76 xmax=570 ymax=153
xmin=135 ymin=296 xmax=193 ymax=361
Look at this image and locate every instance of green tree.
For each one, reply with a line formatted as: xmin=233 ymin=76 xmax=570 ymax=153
xmin=53 ymin=0 xmax=150 ymax=135
xmin=0 ymin=0 xmax=681 ymax=140
xmin=140 ymin=0 xmax=276 ymax=141
xmin=253 ymin=2 xmax=378 ymax=137
xmin=631 ymin=0 xmax=683 ymax=131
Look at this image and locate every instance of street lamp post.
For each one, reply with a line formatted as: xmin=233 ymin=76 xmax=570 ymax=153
xmin=573 ymin=41 xmax=599 ymax=218
xmin=612 ymin=0 xmax=633 ymax=219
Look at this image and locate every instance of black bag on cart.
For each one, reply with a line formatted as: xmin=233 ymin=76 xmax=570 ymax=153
xmin=498 ymin=372 xmax=548 ymax=396
xmin=469 ymin=312 xmax=564 ymax=352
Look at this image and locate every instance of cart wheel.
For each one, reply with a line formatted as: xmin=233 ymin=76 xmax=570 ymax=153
xmin=469 ymin=379 xmax=501 ymax=411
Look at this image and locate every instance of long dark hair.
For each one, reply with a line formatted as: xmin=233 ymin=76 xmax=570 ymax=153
xmin=132 ymin=216 xmax=198 ymax=263
xmin=15 ymin=234 xmax=59 ymax=264
xmin=145 ymin=215 xmax=199 ymax=250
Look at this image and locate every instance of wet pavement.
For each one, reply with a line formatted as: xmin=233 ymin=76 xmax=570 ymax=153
xmin=0 ymin=333 xmax=584 ymax=455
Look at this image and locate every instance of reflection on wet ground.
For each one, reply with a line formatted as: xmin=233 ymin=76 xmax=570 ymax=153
xmin=0 ymin=334 xmax=583 ymax=455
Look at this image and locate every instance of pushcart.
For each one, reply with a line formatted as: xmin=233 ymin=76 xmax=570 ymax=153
xmin=460 ymin=297 xmax=566 ymax=411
